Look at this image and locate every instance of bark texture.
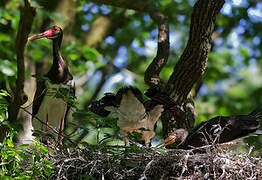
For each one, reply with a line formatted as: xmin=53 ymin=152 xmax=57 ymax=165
xmin=8 ymin=0 xmax=35 ymax=124
xmin=144 ymin=11 xmax=169 ymax=88
xmin=166 ymin=0 xmax=225 ymax=104
xmin=161 ymin=0 xmax=225 ymax=137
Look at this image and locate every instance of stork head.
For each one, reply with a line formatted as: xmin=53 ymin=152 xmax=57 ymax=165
xmin=28 ymin=26 xmax=62 ymax=41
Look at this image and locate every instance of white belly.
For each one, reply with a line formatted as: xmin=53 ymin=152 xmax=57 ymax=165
xmin=33 ymin=82 xmax=71 ymax=138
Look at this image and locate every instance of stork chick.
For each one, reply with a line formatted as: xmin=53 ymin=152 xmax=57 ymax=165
xmin=103 ymin=87 xmax=163 ymax=147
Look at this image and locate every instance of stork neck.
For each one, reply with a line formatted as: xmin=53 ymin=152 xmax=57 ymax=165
xmin=52 ymin=36 xmax=63 ymax=65
xmin=47 ymin=34 xmax=72 ymax=84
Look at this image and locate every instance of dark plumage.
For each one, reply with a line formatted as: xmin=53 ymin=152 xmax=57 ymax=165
xmin=89 ymin=92 xmax=118 ymax=117
xmin=144 ymin=87 xmax=186 ymax=121
xmin=29 ymin=26 xmax=74 ymax=141
xmin=177 ymin=108 xmax=262 ymax=149
xmin=89 ymin=86 xmax=144 ymax=117
xmin=144 ymin=87 xmax=177 ymax=109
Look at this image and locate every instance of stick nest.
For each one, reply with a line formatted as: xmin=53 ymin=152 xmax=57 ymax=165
xmin=47 ymin=142 xmax=262 ymax=180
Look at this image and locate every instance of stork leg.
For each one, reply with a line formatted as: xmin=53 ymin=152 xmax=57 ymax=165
xmin=44 ymin=112 xmax=49 ymax=144
xmin=45 ymin=112 xmax=49 ymax=133
xmin=58 ymin=117 xmax=64 ymax=143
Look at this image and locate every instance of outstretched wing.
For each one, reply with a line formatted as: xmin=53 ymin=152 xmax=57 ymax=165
xmin=89 ymin=92 xmax=118 ymax=117
xmin=144 ymin=87 xmax=177 ymax=108
xmin=117 ymin=89 xmax=146 ymax=127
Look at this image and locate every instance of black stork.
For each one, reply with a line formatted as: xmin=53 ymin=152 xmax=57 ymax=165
xmin=90 ymin=86 xmax=164 ymax=147
xmin=138 ymin=88 xmax=262 ymax=149
xmin=28 ymin=26 xmax=74 ymax=142
xmin=157 ymin=108 xmax=262 ymax=149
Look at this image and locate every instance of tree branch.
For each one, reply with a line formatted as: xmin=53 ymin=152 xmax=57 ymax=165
xmin=8 ymin=0 xmax=35 ymax=124
xmin=166 ymin=0 xmax=225 ymax=105
xmin=89 ymin=0 xmax=169 ymax=88
xmin=144 ymin=11 xmax=169 ymax=88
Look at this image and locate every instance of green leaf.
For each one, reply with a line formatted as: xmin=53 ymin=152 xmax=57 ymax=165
xmin=6 ymin=139 xmax=14 ymax=147
xmin=69 ymin=53 xmax=80 ymax=61
xmin=0 ymin=60 xmax=16 ymax=76
xmin=0 ymin=90 xmax=10 ymax=97
xmin=82 ymin=46 xmax=101 ymax=62
xmin=0 ymin=33 xmax=10 ymax=41
xmin=154 ymin=148 xmax=167 ymax=154
xmin=0 ymin=18 xmax=8 ymax=25
xmin=40 ymin=146 xmax=48 ymax=154
xmin=17 ymin=144 xmax=29 ymax=148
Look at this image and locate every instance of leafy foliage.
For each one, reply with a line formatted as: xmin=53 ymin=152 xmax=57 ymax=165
xmin=0 ymin=90 xmax=54 ymax=179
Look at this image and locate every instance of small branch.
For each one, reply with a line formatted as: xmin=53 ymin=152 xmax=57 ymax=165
xmin=144 ymin=11 xmax=169 ymax=88
xmin=89 ymin=0 xmax=169 ymax=88
xmin=8 ymin=0 xmax=35 ymax=123
xmin=166 ymin=0 xmax=225 ymax=105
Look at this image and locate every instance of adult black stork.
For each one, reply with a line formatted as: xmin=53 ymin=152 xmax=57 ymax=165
xmin=28 ymin=26 xmax=74 ymax=142
xmin=89 ymin=86 xmax=163 ymax=147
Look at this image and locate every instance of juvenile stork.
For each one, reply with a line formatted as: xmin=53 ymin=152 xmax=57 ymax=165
xmin=28 ymin=26 xmax=74 ymax=142
xmin=157 ymin=109 xmax=262 ymax=149
xmin=90 ymin=87 xmax=164 ymax=147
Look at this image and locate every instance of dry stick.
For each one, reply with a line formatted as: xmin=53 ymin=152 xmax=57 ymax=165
xmin=8 ymin=0 xmax=35 ymax=124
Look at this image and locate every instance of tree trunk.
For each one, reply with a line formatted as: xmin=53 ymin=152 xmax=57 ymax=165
xmin=5 ymin=0 xmax=35 ymax=143
xmin=161 ymin=0 xmax=225 ymax=138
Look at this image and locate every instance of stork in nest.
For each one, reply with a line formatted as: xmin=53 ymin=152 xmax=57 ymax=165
xmin=90 ymin=87 xmax=163 ymax=147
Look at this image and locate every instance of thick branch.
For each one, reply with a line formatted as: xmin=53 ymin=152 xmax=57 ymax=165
xmin=166 ymin=0 xmax=225 ymax=105
xmin=144 ymin=11 xmax=169 ymax=87
xmin=8 ymin=0 xmax=35 ymax=123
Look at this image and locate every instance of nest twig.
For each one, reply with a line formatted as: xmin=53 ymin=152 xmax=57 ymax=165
xmin=46 ymin=143 xmax=262 ymax=180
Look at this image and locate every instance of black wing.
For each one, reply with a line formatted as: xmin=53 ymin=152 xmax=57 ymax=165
xmin=89 ymin=92 xmax=118 ymax=117
xmin=32 ymin=79 xmax=47 ymax=117
xmin=144 ymin=87 xmax=186 ymax=120
xmin=144 ymin=87 xmax=177 ymax=108
xmin=179 ymin=109 xmax=262 ymax=149
xmin=89 ymin=86 xmax=145 ymax=117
